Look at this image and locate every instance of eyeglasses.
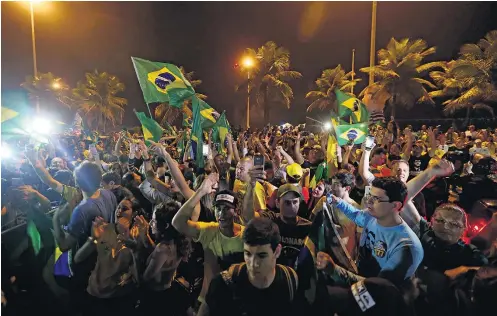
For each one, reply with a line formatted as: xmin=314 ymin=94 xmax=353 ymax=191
xmin=365 ymin=194 xmax=390 ymax=204
xmin=432 ymin=217 xmax=464 ymax=229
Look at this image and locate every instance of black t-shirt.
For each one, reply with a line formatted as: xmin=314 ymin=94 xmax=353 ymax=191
xmin=205 ymin=264 xmax=302 ymax=316
xmin=110 ymin=186 xmax=133 ymax=205
xmin=259 ymin=211 xmax=311 ymax=268
xmin=418 ymin=219 xmax=488 ymax=272
xmin=300 ymin=160 xmax=322 ymax=179
xmin=409 ymin=154 xmax=431 ymax=178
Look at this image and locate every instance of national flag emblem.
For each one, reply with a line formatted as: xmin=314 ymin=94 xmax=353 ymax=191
xmin=147 ymin=67 xmax=188 ymax=94
xmin=335 ymin=89 xmax=370 ymax=123
xmin=131 ymin=57 xmax=195 ymax=107
xmin=1 ymin=106 xmax=19 ymax=123
xmin=335 ymin=123 xmax=368 ymax=146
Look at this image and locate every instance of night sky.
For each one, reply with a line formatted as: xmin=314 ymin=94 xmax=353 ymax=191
xmin=2 ymin=1 xmax=497 ymax=129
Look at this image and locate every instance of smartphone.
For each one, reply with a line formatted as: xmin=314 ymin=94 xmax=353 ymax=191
xmin=202 ymin=144 xmax=209 ymax=156
xmin=254 ymin=155 xmax=265 ymax=168
xmin=364 ymin=135 xmax=375 ymax=150
xmin=326 ymin=193 xmax=334 ymax=205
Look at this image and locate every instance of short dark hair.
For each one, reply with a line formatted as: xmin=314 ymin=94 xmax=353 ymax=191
xmin=74 ymin=161 xmax=102 ymax=193
xmin=372 ymin=148 xmax=387 ymax=157
xmin=332 ymin=170 xmax=356 ymax=189
xmin=372 ymin=177 xmax=407 ymax=207
xmin=243 ymin=217 xmax=281 ymax=251
xmin=102 ymin=172 xmax=121 ymax=186
xmin=154 ymin=201 xmax=190 ymax=260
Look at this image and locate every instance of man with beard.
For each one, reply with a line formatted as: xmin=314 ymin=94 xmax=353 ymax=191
xmin=200 ymin=217 xmax=303 ymax=316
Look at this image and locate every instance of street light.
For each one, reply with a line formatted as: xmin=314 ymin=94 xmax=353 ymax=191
xmin=52 ymin=82 xmax=61 ymax=89
xmin=241 ymin=56 xmax=255 ymax=129
xmin=27 ymin=1 xmax=45 ymax=113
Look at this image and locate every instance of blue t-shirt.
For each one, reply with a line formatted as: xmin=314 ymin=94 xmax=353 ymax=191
xmin=336 ymin=200 xmax=424 ymax=283
xmin=67 ymin=189 xmax=117 ymax=247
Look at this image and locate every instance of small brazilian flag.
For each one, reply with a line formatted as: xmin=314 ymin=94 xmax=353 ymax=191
xmin=335 ymin=89 xmax=369 ymax=124
xmin=212 ymin=111 xmax=231 ymax=154
xmin=131 ymin=57 xmax=195 ymax=107
xmin=334 ymin=122 xmax=368 ymax=146
xmin=134 ymin=110 xmax=164 ymax=143
xmin=1 ymin=106 xmax=19 ymax=123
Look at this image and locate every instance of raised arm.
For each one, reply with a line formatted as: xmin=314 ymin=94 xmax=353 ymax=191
xmin=358 ymin=144 xmax=375 ymax=185
xmin=427 ymin=127 xmax=437 ymax=157
xmin=25 ymin=149 xmax=63 ymax=194
xmin=294 ymin=133 xmax=305 ymax=165
xmin=403 ymin=129 xmax=414 ymax=161
xmin=277 ymin=146 xmax=294 ymax=165
xmin=241 ymin=167 xmax=265 ymax=223
xmin=172 ymin=174 xmax=217 ymax=239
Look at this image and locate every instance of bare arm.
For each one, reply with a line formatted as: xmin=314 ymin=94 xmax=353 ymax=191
xmin=294 ymin=133 xmax=305 ymax=165
xmin=25 ymin=150 xmax=64 ymax=194
xmin=359 ymin=145 xmax=375 ymax=185
xmin=277 ymin=146 xmax=294 ymax=165
xmin=403 ymin=130 xmax=414 ymax=160
xmin=114 ymin=132 xmax=125 ymax=157
xmin=232 ymin=139 xmax=241 ymax=163
xmin=226 ymin=134 xmax=233 ymax=165
xmin=172 ymin=175 xmax=217 ymax=239
xmin=427 ymin=128 xmax=437 ymax=157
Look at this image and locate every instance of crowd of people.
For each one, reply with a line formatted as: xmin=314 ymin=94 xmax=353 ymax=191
xmin=2 ymin=96 xmax=497 ymax=316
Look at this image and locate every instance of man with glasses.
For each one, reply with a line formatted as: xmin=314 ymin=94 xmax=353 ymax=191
xmin=315 ymin=177 xmax=423 ymax=288
xmin=418 ymin=204 xmax=488 ymax=272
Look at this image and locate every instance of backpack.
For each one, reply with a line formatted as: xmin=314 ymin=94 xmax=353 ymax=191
xmin=220 ymin=263 xmax=298 ymax=315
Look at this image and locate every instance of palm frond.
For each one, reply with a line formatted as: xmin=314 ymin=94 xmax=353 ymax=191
xmin=411 ymin=78 xmax=437 ymax=89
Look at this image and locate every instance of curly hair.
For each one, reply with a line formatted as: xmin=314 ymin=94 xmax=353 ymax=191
xmin=154 ymin=201 xmax=191 ymax=260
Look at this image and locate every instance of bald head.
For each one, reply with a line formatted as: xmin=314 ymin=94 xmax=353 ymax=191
xmin=236 ymin=157 xmax=254 ymax=182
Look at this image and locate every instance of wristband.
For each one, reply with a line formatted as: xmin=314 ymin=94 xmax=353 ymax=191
xmin=88 ymin=236 xmax=98 ymax=245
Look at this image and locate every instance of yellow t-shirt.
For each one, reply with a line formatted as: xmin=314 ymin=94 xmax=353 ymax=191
xmin=194 ymin=222 xmax=245 ymax=260
xmin=233 ymin=180 xmax=268 ymax=211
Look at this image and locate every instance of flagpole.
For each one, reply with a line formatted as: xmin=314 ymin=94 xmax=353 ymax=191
xmin=369 ymin=1 xmax=377 ymax=86
xmin=351 ymin=49 xmax=356 ymax=94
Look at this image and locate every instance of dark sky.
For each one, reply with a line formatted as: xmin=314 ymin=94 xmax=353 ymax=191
xmin=2 ymin=1 xmax=497 ymax=128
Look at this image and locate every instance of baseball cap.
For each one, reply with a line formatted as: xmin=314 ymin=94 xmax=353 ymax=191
xmin=213 ymin=190 xmax=238 ymax=209
xmin=286 ymin=163 xmax=303 ymax=180
xmin=277 ymin=183 xmax=302 ymax=199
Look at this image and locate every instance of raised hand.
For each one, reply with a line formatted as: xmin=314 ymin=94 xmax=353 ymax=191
xmin=92 ymin=217 xmax=107 ymax=240
xmin=316 ymin=251 xmax=336 ymax=272
xmin=199 ymin=173 xmax=219 ymax=195
xmin=431 ymin=159 xmax=455 ymax=177
xmin=248 ymin=166 xmax=266 ymax=186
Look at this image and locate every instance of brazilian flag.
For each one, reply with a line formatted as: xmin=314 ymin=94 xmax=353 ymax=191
xmin=212 ymin=111 xmax=231 ymax=154
xmin=335 ymin=89 xmax=369 ymax=124
xmin=191 ymin=96 xmax=219 ymax=168
xmin=131 ymin=57 xmax=195 ymax=107
xmin=134 ymin=110 xmax=164 ymax=143
xmin=334 ymin=122 xmax=368 ymax=146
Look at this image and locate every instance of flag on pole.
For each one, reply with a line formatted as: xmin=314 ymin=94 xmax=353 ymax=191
xmin=131 ymin=57 xmax=195 ymax=107
xmin=334 ymin=122 xmax=368 ymax=146
xmin=134 ymin=110 xmax=164 ymax=143
xmin=212 ymin=111 xmax=231 ymax=154
xmin=335 ymin=89 xmax=369 ymax=123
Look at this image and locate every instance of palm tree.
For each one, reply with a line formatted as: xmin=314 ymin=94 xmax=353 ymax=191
xmin=429 ymin=31 xmax=497 ymax=126
xmin=240 ymin=41 xmax=302 ymax=125
xmin=306 ymin=65 xmax=361 ymax=113
xmin=360 ymin=38 xmax=443 ymax=117
xmin=72 ymin=70 xmax=127 ymax=132
xmin=21 ymin=72 xmax=72 ymax=109
xmin=154 ymin=67 xmax=206 ymax=127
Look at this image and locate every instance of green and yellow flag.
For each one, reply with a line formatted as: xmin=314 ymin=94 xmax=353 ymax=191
xmin=334 ymin=122 xmax=368 ymax=146
xmin=134 ymin=110 xmax=164 ymax=143
xmin=335 ymin=89 xmax=369 ymax=124
xmin=131 ymin=57 xmax=195 ymax=107
xmin=212 ymin=111 xmax=231 ymax=154
xmin=1 ymin=106 xmax=19 ymax=123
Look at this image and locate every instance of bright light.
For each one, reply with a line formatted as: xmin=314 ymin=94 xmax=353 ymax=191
xmin=324 ymin=122 xmax=332 ymax=130
xmin=242 ymin=56 xmax=254 ymax=68
xmin=1 ymin=144 xmax=12 ymax=159
xmin=473 ymin=225 xmax=479 ymax=231
xmin=26 ymin=117 xmax=52 ymax=135
xmin=52 ymin=82 xmax=61 ymax=89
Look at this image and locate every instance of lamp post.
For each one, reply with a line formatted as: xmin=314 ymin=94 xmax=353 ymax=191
xmin=242 ymin=56 xmax=254 ymax=129
xmin=369 ymin=1 xmax=377 ymax=86
xmin=29 ymin=1 xmax=40 ymax=113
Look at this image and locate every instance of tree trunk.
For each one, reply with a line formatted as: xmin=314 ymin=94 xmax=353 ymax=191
xmin=464 ymin=106 xmax=471 ymax=128
xmin=390 ymin=96 xmax=396 ymax=118
xmin=263 ymin=88 xmax=270 ymax=125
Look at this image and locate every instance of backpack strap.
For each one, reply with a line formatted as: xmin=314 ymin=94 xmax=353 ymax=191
xmin=220 ymin=263 xmax=247 ymax=315
xmin=277 ymin=264 xmax=299 ymax=302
